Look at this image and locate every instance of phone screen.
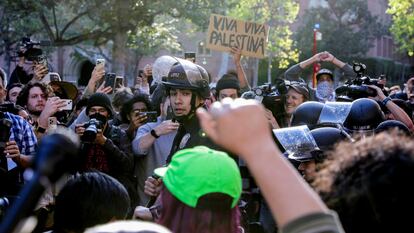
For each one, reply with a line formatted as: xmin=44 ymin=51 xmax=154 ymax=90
xmin=115 ymin=76 xmax=124 ymax=88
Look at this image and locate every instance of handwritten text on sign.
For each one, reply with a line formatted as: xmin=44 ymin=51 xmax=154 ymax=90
xmin=206 ymin=14 xmax=269 ymax=59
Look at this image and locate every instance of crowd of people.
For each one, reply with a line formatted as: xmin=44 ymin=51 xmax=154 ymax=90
xmin=0 ymin=46 xmax=414 ymax=233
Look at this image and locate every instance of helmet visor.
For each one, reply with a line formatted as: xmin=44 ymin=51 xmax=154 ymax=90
xmin=318 ymin=102 xmax=352 ymax=125
xmin=273 ymin=125 xmax=319 ymax=161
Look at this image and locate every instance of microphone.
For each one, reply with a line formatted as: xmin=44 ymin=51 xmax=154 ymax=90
xmin=0 ymin=127 xmax=80 ymax=233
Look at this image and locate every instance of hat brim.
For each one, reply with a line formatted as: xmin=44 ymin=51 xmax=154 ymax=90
xmin=154 ymin=166 xmax=168 ymax=178
xmin=50 ymin=81 xmax=78 ymax=101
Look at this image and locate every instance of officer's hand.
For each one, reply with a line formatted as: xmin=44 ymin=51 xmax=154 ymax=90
xmin=197 ymin=98 xmax=273 ymax=158
xmin=144 ymin=176 xmax=162 ymax=197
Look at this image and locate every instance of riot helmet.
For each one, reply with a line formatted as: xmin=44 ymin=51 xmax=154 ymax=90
xmin=289 ymin=127 xmax=348 ymax=163
xmin=375 ymin=120 xmax=410 ymax=135
xmin=163 ymin=58 xmax=210 ymax=99
xmin=162 ymin=58 xmax=210 ymax=122
xmin=290 ymin=101 xmax=325 ymax=129
xmin=343 ymin=98 xmax=385 ymax=131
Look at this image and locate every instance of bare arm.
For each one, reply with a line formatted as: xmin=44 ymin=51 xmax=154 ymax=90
xmin=197 ymin=99 xmax=331 ymax=227
xmin=133 ymin=120 xmax=180 ymax=155
xmin=231 ymin=47 xmax=250 ymax=90
xmin=369 ymin=85 xmax=414 ymax=131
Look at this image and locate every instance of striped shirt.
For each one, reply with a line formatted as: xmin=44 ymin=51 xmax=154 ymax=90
xmin=4 ymin=112 xmax=37 ymax=155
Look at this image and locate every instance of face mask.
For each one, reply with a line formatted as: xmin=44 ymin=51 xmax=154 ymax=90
xmin=89 ymin=113 xmax=108 ymax=126
xmin=316 ymin=81 xmax=334 ymax=99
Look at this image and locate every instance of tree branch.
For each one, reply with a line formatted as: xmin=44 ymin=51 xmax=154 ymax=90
xmin=39 ymin=11 xmax=56 ymax=41
xmin=52 ymin=5 xmax=59 ymax=39
xmin=53 ymin=29 xmax=112 ymax=46
xmin=61 ymin=10 xmax=90 ymax=37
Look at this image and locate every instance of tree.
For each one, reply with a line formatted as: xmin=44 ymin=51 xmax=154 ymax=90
xmin=387 ymin=0 xmax=414 ymax=56
xmin=1 ymin=0 xmax=225 ymax=77
xmin=0 ymin=2 xmax=43 ymax=75
xmin=294 ymin=0 xmax=384 ymax=63
xmin=228 ymin=0 xmax=300 ymax=85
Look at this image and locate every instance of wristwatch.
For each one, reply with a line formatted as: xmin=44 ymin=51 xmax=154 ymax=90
xmin=36 ymin=126 xmax=46 ymax=133
xmin=150 ymin=129 xmax=160 ymax=139
xmin=382 ymin=97 xmax=392 ymax=106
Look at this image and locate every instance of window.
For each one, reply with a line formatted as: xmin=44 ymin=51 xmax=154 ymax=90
xmin=197 ymin=41 xmax=211 ymax=56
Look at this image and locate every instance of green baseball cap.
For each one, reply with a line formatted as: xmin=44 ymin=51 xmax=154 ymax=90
xmin=154 ymin=146 xmax=242 ymax=208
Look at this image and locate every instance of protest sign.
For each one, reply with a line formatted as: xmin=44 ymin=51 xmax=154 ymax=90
xmin=206 ymin=14 xmax=269 ymax=59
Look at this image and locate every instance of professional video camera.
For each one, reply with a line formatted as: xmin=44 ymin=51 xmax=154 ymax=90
xmin=335 ymin=62 xmax=387 ymax=100
xmin=81 ymin=118 xmax=104 ymax=143
xmin=16 ymin=37 xmax=51 ymax=62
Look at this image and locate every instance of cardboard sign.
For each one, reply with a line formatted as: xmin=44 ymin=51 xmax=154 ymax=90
xmin=206 ymin=14 xmax=269 ymax=59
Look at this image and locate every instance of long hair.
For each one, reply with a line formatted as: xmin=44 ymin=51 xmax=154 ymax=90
xmin=157 ymin=187 xmax=241 ymax=233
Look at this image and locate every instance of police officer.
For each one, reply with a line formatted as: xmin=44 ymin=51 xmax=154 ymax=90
xmin=143 ymin=57 xmax=221 ymax=199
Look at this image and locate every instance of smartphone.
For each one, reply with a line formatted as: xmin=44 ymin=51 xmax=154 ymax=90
xmin=34 ymin=55 xmax=48 ymax=67
xmin=115 ymin=76 xmax=124 ymax=88
xmin=49 ymin=72 xmax=61 ymax=82
xmin=142 ymin=111 xmax=158 ymax=123
xmin=96 ymin=58 xmax=105 ymax=68
xmin=104 ymin=73 xmax=116 ymax=94
xmin=184 ymin=52 xmax=196 ymax=63
xmin=48 ymin=117 xmax=57 ymax=129
xmin=60 ymin=99 xmax=73 ymax=111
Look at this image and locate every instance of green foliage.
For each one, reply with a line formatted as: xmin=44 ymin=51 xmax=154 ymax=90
xmin=228 ymin=0 xmax=300 ymax=69
xmin=387 ymin=0 xmax=414 ymax=56
xmin=127 ymin=17 xmax=181 ymax=56
xmin=0 ymin=0 xmax=225 ymax=75
xmin=294 ymin=0 xmax=385 ymax=62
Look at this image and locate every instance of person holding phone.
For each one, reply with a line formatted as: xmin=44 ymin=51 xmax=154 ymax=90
xmin=119 ymin=94 xmax=152 ymax=139
xmin=132 ymin=92 xmax=179 ymax=206
xmin=16 ymin=82 xmax=67 ymax=139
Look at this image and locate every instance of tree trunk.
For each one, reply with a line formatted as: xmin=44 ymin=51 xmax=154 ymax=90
xmin=111 ymin=30 xmax=128 ymax=76
xmin=57 ymin=46 xmax=64 ymax=77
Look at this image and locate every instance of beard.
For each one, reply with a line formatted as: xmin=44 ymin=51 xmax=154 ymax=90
xmin=28 ymin=109 xmax=42 ymax=117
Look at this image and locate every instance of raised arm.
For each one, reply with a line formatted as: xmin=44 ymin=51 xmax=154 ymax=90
xmin=231 ymin=47 xmax=250 ymax=90
xmin=197 ymin=98 xmax=343 ymax=232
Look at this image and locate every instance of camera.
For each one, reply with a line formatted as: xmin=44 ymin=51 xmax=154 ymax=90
xmin=81 ymin=118 xmax=104 ymax=143
xmin=0 ymin=103 xmax=20 ymax=115
xmin=242 ymin=79 xmax=305 ymax=109
xmin=335 ymin=62 xmax=386 ymax=100
xmin=17 ymin=37 xmax=51 ymax=61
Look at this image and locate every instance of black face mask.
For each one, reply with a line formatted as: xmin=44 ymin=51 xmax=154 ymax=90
xmin=88 ymin=113 xmax=108 ymax=126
